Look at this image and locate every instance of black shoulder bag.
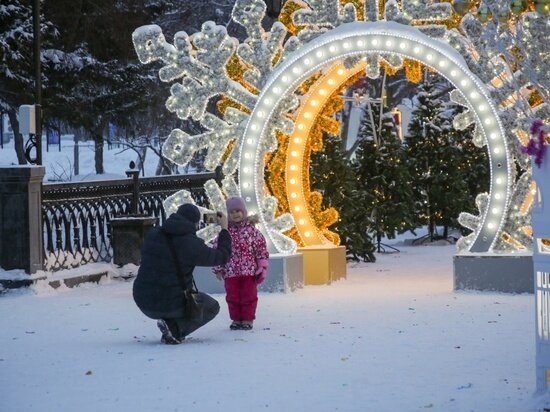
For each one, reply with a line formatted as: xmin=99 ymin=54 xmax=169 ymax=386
xmin=162 ymin=230 xmax=204 ymax=322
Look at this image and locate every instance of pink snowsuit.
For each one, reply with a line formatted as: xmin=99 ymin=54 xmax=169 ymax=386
xmin=213 ymin=219 xmax=269 ymax=321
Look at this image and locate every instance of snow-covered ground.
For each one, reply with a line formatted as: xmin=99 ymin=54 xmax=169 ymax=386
xmin=2 ymin=126 xmax=549 ymax=411
xmin=1 ymin=244 xmax=549 ymax=412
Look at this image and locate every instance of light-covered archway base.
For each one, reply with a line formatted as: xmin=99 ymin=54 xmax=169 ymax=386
xmin=193 ymin=254 xmax=304 ymax=294
xmin=453 ymin=255 xmax=533 ymax=294
xmin=298 ymin=246 xmax=347 ymax=285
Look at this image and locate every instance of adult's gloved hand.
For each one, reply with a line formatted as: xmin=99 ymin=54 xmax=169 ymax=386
xmin=255 ymin=259 xmax=269 ymax=284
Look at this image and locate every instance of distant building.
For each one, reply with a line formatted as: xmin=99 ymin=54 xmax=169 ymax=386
xmin=345 ymin=98 xmax=413 ymax=154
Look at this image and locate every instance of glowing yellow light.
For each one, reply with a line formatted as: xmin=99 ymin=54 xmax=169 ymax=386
xmin=283 ymin=61 xmax=364 ymax=247
xmin=304 ymin=231 xmax=311 ymax=237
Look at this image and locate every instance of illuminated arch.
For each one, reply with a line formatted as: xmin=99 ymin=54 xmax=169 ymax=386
xmin=286 ymin=61 xmax=365 ymax=245
xmin=239 ymin=21 xmax=510 ymax=253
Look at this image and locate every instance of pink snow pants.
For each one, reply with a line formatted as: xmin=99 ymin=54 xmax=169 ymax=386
xmin=224 ymin=276 xmax=258 ymax=321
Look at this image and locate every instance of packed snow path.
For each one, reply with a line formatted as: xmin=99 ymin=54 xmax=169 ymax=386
xmin=1 ymin=244 xmax=547 ymax=411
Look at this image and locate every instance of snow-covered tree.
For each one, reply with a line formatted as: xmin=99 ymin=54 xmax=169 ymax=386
xmin=42 ymin=0 xmax=175 ymax=174
xmin=310 ymin=133 xmax=376 ymax=262
xmin=406 ymin=71 xmax=490 ymax=240
xmin=354 ymin=102 xmax=415 ymax=251
xmin=0 ymin=0 xmax=57 ymax=164
xmin=406 ymin=71 xmax=456 ymax=240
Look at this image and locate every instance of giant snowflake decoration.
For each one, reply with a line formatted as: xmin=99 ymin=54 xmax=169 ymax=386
xmin=133 ymin=0 xmax=549 ymax=254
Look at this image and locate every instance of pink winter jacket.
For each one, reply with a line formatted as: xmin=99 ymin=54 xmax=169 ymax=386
xmin=213 ymin=219 xmax=269 ymax=279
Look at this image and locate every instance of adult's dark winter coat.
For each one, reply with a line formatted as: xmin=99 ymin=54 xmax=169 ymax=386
xmin=133 ymin=208 xmax=231 ymax=319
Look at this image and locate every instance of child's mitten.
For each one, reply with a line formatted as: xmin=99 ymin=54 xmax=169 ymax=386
xmin=255 ymin=259 xmax=269 ymax=284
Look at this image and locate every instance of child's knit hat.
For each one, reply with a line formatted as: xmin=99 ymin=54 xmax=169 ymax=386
xmin=226 ymin=196 xmax=247 ymax=218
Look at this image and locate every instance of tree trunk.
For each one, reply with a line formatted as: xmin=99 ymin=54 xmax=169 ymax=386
xmin=136 ymin=146 xmax=147 ymax=176
xmin=94 ymin=129 xmax=104 ymax=174
xmin=8 ymin=110 xmax=27 ymax=165
xmin=155 ymin=156 xmax=173 ymax=175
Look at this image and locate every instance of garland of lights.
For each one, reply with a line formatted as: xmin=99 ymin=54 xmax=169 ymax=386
xmin=132 ymin=0 xmax=549 ymax=254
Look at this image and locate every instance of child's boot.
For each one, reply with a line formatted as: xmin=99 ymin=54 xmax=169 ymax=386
xmin=230 ymin=320 xmax=242 ymax=330
xmin=241 ymin=320 xmax=253 ymax=330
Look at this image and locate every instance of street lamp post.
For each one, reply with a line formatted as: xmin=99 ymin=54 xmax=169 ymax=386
xmin=33 ymin=0 xmax=42 ymax=165
xmin=26 ymin=0 xmax=42 ymax=165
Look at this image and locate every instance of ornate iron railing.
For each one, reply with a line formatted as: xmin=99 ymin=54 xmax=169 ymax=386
xmin=42 ymin=173 xmax=216 ymax=271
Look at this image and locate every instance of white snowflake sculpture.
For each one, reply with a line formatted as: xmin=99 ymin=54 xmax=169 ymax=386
xmin=132 ymin=0 xmax=549 ymax=254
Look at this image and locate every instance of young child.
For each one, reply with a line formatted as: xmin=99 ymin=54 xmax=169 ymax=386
xmin=213 ymin=196 xmax=269 ymax=330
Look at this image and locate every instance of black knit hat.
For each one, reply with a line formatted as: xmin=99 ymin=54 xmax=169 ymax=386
xmin=176 ymin=203 xmax=201 ymax=223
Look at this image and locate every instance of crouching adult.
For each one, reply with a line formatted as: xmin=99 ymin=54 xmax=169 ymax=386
xmin=133 ymin=204 xmax=231 ymax=344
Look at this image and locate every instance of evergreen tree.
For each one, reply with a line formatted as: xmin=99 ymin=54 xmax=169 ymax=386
xmin=405 ymin=72 xmax=489 ymax=239
xmin=43 ymin=0 xmax=174 ymax=174
xmin=446 ymin=104 xmax=490 ymax=233
xmin=405 ymin=71 xmax=448 ymax=239
xmin=310 ymin=133 xmax=376 ymax=262
xmin=354 ymin=103 xmax=415 ymax=251
xmin=0 ymin=0 xmax=57 ymax=164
